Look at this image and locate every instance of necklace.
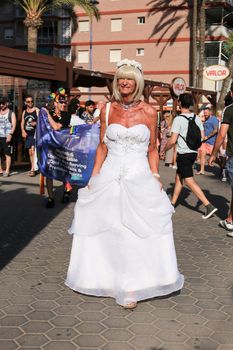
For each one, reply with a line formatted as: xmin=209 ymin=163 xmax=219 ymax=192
xmin=120 ymin=100 xmax=140 ymax=110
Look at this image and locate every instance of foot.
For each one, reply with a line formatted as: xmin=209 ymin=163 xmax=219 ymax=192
xmin=46 ymin=197 xmax=55 ymax=208
xmin=219 ymin=219 xmax=233 ymax=232
xmin=196 ymin=171 xmax=205 ymax=175
xmin=61 ymin=190 xmax=71 ymax=203
xmin=3 ymin=172 xmax=10 ymax=177
xmin=202 ymin=204 xmax=218 ymax=219
xmin=123 ymin=301 xmax=137 ymax=309
xmin=28 ymin=170 xmax=36 ymax=177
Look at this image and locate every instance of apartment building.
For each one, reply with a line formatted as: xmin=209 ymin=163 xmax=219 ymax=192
xmin=72 ymin=0 xmax=191 ymax=85
xmin=0 ymin=1 xmax=233 ymax=91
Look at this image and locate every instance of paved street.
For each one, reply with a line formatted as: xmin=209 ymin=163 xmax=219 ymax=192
xmin=0 ymin=162 xmax=233 ymax=350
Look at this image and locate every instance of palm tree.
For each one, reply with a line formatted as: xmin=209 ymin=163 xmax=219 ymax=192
xmin=15 ymin=0 xmax=100 ymax=53
xmin=217 ymin=32 xmax=233 ymax=110
xmin=197 ymin=0 xmax=206 ymax=88
xmin=192 ymin=0 xmax=198 ymax=87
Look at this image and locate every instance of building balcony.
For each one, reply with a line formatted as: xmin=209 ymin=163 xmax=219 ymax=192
xmin=205 ymin=57 xmax=226 ymax=66
xmin=206 ymin=24 xmax=230 ymax=38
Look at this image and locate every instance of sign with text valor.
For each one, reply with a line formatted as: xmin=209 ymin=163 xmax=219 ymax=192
xmin=204 ymin=65 xmax=230 ymax=81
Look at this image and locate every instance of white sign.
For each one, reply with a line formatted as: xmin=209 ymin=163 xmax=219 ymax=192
xmin=171 ymin=77 xmax=186 ymax=96
xmin=204 ymin=65 xmax=230 ymax=81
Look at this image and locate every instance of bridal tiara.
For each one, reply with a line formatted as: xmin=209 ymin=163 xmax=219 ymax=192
xmin=116 ymin=59 xmax=142 ymax=72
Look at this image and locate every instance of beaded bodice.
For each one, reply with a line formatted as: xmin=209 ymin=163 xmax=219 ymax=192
xmin=105 ymin=123 xmax=150 ymax=155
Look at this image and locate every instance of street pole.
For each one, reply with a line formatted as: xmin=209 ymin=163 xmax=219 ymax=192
xmin=88 ymin=0 xmax=99 ymax=100
xmin=88 ymin=18 xmax=93 ymax=99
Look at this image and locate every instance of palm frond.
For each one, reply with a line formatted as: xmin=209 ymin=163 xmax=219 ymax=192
xmin=53 ymin=0 xmax=100 ymax=20
xmin=223 ymin=32 xmax=233 ymax=57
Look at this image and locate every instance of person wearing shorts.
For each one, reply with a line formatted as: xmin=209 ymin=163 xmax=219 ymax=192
xmin=197 ymin=106 xmax=218 ymax=175
xmin=165 ymin=93 xmax=218 ymax=220
xmin=21 ymin=96 xmax=39 ymax=177
xmin=209 ymin=83 xmax=233 ymax=235
xmin=0 ymin=97 xmax=17 ymax=177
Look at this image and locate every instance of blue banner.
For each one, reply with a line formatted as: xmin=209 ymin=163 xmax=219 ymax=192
xmin=36 ymin=108 xmax=100 ymax=187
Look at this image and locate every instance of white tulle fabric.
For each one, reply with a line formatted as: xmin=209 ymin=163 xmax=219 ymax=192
xmin=66 ymin=124 xmax=184 ymax=306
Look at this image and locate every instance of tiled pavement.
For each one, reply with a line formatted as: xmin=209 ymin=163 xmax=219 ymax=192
xmin=0 ymin=163 xmax=233 ymax=350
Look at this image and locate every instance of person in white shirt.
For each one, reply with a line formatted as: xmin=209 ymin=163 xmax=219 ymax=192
xmin=165 ymin=93 xmax=218 ymax=220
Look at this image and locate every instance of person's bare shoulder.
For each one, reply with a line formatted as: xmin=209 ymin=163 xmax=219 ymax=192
xmin=140 ymin=101 xmax=157 ymax=118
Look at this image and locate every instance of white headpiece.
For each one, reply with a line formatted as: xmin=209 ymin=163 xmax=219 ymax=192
xmin=116 ymin=59 xmax=142 ymax=72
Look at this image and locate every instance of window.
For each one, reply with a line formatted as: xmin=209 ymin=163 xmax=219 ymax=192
xmin=136 ymin=48 xmax=144 ymax=56
xmin=79 ymin=20 xmax=90 ymax=32
xmin=4 ymin=28 xmax=13 ymax=40
xmin=137 ymin=16 xmax=145 ymax=24
xmin=38 ymin=23 xmax=57 ymax=44
xmin=78 ymin=50 xmax=89 ymax=63
xmin=110 ymin=49 xmax=121 ymax=62
xmin=111 ymin=18 xmax=122 ymax=32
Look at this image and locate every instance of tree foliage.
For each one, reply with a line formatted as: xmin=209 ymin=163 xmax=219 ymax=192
xmin=14 ymin=0 xmax=100 ymax=52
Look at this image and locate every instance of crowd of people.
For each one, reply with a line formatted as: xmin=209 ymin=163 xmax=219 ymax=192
xmin=1 ymin=59 xmax=233 ymax=308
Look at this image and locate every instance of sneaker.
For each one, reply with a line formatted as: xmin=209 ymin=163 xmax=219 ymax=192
xmin=3 ymin=172 xmax=10 ymax=177
xmin=61 ymin=190 xmax=71 ymax=203
xmin=226 ymin=231 xmax=233 ymax=238
xmin=172 ymin=165 xmax=177 ymax=169
xmin=221 ymin=176 xmax=227 ymax=182
xmin=219 ymin=219 xmax=233 ymax=231
xmin=202 ymin=204 xmax=218 ymax=219
xmin=46 ymin=197 xmax=55 ymax=208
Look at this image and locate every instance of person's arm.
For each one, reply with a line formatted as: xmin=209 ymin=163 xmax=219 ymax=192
xmin=6 ymin=112 xmax=17 ymax=143
xmin=90 ymin=106 xmax=108 ymax=178
xmin=209 ymin=124 xmax=229 ymax=165
xmin=21 ymin=111 xmax=27 ymax=138
xmin=165 ymin=132 xmax=178 ymax=151
xmin=204 ymin=125 xmax=218 ymax=141
xmin=147 ymin=106 xmax=160 ymax=174
xmin=47 ymin=112 xmax=63 ymax=131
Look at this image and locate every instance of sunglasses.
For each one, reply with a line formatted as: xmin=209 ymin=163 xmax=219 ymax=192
xmin=58 ymin=100 xmax=67 ymax=105
xmin=26 ymin=100 xmax=33 ymax=103
xmin=0 ymin=103 xmax=6 ymax=105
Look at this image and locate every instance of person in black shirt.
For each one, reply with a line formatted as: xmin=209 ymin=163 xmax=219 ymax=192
xmin=21 ymin=95 xmax=39 ymax=177
xmin=45 ymin=91 xmax=71 ymax=208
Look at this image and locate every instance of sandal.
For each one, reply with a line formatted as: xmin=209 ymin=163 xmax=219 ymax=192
xmin=123 ymin=301 xmax=137 ymax=309
xmin=28 ymin=170 xmax=36 ymax=177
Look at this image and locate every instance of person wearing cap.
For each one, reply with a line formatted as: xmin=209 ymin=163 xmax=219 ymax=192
xmin=197 ymin=106 xmax=219 ymax=175
xmin=45 ymin=91 xmax=72 ymax=208
xmin=0 ymin=97 xmax=17 ymax=177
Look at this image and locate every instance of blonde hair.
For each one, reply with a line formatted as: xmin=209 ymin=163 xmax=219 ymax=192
xmin=112 ymin=64 xmax=144 ymax=102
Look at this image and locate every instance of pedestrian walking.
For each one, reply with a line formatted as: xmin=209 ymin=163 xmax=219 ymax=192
xmin=66 ymin=59 xmax=184 ymax=309
xmin=21 ymin=95 xmax=39 ymax=177
xmin=0 ymin=96 xmax=17 ymax=177
xmin=209 ymin=84 xmax=233 ymax=235
xmin=196 ymin=106 xmax=218 ymax=175
xmin=44 ymin=90 xmax=72 ymax=208
xmin=165 ymin=93 xmax=218 ymax=219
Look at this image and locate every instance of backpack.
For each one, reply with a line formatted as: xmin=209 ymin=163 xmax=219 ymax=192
xmin=179 ymin=114 xmax=202 ymax=150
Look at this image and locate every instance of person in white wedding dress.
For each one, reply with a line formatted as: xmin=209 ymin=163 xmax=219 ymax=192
xmin=65 ymin=59 xmax=184 ymax=309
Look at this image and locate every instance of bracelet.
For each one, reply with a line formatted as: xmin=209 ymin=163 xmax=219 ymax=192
xmin=152 ymin=173 xmax=160 ymax=178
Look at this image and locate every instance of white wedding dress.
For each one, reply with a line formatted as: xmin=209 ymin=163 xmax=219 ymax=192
xmin=66 ymin=122 xmax=184 ymax=306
